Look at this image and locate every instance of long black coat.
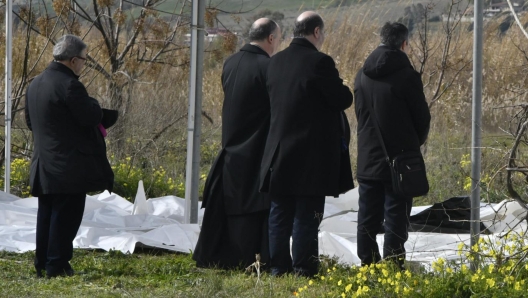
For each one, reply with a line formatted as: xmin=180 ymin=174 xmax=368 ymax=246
xmin=202 ymin=44 xmax=271 ymax=215
xmin=259 ymin=38 xmax=354 ymax=197
xmin=25 ymin=62 xmax=114 ymax=196
xmin=354 ymin=45 xmax=431 ymax=180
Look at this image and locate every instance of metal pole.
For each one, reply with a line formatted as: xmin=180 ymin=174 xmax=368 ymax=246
xmin=4 ymin=0 xmax=13 ymax=194
xmin=184 ymin=0 xmax=205 ymax=224
xmin=470 ymin=0 xmax=483 ymax=271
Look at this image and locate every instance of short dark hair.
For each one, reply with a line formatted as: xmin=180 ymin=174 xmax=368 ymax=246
xmin=53 ymin=35 xmax=87 ymax=61
xmin=248 ymin=20 xmax=278 ymax=42
xmin=293 ymin=14 xmax=324 ymax=38
xmin=380 ymin=22 xmax=408 ymax=49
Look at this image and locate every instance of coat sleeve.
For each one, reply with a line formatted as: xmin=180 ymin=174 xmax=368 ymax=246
xmin=65 ymin=79 xmax=103 ymax=127
xmin=314 ymin=55 xmax=353 ymax=111
xmin=405 ymin=71 xmax=431 ymax=145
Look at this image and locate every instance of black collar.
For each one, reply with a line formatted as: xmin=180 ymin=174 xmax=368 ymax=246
xmin=290 ymin=38 xmax=318 ymax=51
xmin=47 ymin=61 xmax=80 ymax=79
xmin=240 ymin=44 xmax=270 ymax=57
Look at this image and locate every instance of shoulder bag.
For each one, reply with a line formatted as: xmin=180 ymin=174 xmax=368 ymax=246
xmin=360 ymin=74 xmax=429 ymax=197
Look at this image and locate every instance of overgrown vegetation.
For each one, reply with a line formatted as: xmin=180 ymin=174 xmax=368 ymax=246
xmin=0 ymin=1 xmax=525 ymax=204
xmin=0 ymin=0 xmax=526 ymax=204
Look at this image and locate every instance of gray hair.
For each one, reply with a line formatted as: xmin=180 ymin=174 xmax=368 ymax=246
xmin=53 ymin=35 xmax=87 ymax=61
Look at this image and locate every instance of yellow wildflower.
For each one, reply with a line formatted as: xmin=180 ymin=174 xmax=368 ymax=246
xmin=515 ymin=282 xmax=521 ymax=291
xmin=345 ymin=284 xmax=352 ymax=292
xmin=460 ymin=264 xmax=468 ymax=274
xmin=359 ymin=266 xmax=368 ymax=273
xmin=338 ymin=280 xmax=342 ymax=286
xmin=308 ymin=280 xmax=313 ymax=285
xmin=486 ymin=278 xmax=495 ymax=288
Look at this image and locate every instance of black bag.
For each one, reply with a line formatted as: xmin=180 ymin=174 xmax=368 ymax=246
xmin=390 ymin=151 xmax=429 ymax=197
xmin=360 ymin=74 xmax=429 ymax=197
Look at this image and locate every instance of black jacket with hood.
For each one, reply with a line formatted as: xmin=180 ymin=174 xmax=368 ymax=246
xmin=354 ymin=45 xmax=431 ymax=181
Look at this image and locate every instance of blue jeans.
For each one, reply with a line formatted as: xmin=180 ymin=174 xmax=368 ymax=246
xmin=357 ymin=179 xmax=412 ymax=268
xmin=268 ymin=194 xmax=325 ymax=277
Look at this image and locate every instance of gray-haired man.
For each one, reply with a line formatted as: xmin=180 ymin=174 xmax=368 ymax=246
xmin=25 ymin=35 xmax=116 ymax=278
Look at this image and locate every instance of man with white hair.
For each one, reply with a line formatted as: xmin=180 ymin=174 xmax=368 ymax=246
xmin=25 ymin=34 xmax=117 ymax=278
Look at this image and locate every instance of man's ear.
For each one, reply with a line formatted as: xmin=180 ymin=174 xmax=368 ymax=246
xmin=268 ymin=34 xmax=274 ymax=44
xmin=401 ymin=40 xmax=407 ymax=51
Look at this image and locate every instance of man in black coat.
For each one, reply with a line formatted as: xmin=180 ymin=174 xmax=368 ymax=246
xmin=25 ymin=35 xmax=116 ymax=278
xmin=260 ymin=11 xmax=354 ymax=277
xmin=193 ymin=18 xmax=281 ymax=269
xmin=354 ymin=22 xmax=431 ymax=268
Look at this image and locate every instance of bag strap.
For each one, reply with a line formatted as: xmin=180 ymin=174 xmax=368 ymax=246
xmin=359 ymin=73 xmax=390 ymax=164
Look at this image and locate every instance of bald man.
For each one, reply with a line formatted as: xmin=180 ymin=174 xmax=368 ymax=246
xmin=260 ymin=11 xmax=354 ymax=277
xmin=193 ymin=18 xmax=281 ymax=269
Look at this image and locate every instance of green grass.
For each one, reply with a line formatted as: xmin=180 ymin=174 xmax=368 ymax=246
xmin=3 ymin=239 xmax=528 ymax=297
xmin=0 ymin=249 xmax=314 ymax=297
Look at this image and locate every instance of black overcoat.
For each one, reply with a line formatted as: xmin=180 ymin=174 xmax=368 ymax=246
xmin=25 ymin=62 xmax=114 ymax=196
xmin=354 ymin=45 xmax=431 ymax=181
xmin=202 ymin=44 xmax=271 ymax=215
xmin=259 ymin=38 xmax=354 ymax=197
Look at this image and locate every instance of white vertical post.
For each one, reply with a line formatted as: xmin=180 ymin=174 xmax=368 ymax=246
xmin=4 ymin=0 xmax=13 ymax=194
xmin=470 ymin=0 xmax=483 ymax=271
xmin=184 ymin=0 xmax=205 ymax=224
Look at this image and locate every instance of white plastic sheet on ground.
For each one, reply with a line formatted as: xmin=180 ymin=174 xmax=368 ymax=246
xmin=1 ymin=184 xmax=526 ymax=265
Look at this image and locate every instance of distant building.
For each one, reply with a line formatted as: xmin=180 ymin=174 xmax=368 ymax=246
xmin=185 ymin=28 xmax=239 ymax=46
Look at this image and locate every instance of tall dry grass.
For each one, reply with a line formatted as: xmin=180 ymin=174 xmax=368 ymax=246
xmin=1 ymin=3 xmax=527 ymax=202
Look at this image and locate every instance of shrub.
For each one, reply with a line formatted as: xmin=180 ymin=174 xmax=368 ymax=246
xmin=0 ymin=158 xmax=31 ymax=197
xmin=296 ymin=231 xmax=528 ymax=297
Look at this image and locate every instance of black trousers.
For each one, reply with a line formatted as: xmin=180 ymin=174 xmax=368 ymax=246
xmin=357 ymin=179 xmax=412 ymax=268
xmin=268 ymin=194 xmax=325 ymax=277
xmin=34 ymin=193 xmax=86 ymax=276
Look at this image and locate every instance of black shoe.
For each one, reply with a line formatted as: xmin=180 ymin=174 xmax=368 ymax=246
xmin=46 ymin=268 xmax=75 ymax=278
xmin=36 ymin=268 xmax=45 ymax=278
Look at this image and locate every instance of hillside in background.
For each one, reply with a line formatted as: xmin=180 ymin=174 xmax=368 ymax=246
xmin=210 ymin=0 xmax=457 ymax=38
